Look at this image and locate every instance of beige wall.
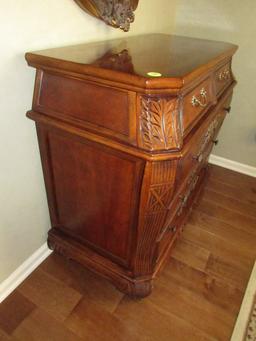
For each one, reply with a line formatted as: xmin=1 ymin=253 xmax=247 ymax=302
xmin=0 ymin=0 xmax=177 ymax=283
xmin=174 ymin=0 xmax=256 ymax=167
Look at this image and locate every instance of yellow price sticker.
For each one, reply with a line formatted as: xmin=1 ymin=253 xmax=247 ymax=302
xmin=147 ymin=72 xmax=162 ymax=77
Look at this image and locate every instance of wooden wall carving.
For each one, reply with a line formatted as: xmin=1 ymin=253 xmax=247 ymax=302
xmin=74 ymin=0 xmax=139 ymax=31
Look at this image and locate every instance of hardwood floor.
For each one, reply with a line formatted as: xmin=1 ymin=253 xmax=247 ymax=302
xmin=1 ymin=165 xmax=256 ymax=341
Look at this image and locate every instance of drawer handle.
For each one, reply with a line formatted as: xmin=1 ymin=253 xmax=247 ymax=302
xmin=193 ymin=115 xmax=220 ymax=162
xmin=224 ymin=106 xmax=231 ymax=113
xmin=187 ymin=168 xmax=198 ymax=184
xmin=218 ymin=69 xmax=230 ymax=81
xmin=191 ymin=88 xmax=208 ymax=108
xmin=193 ymin=153 xmax=204 ymax=163
xmin=167 ymin=226 xmax=177 ymax=234
xmin=175 ymin=173 xmax=200 ymax=220
xmin=178 ymin=191 xmax=191 ymax=216
xmin=157 ymin=225 xmax=177 ymax=242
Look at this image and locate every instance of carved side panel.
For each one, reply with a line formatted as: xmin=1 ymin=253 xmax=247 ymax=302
xmin=134 ymin=160 xmax=178 ymax=276
xmin=138 ymin=96 xmax=182 ymax=151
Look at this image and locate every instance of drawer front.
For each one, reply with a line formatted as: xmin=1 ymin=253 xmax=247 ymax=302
xmin=177 ymin=110 xmax=225 ymax=187
xmin=183 ymin=77 xmax=214 ymax=132
xmin=155 ymin=167 xmax=201 ymax=263
xmin=215 ymin=61 xmax=232 ymax=96
xmin=155 ymin=93 xmax=233 ymax=262
xmin=155 ymin=215 xmax=179 ymax=263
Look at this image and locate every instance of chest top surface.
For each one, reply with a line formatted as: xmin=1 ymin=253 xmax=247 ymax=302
xmin=26 ymin=34 xmax=237 ymax=90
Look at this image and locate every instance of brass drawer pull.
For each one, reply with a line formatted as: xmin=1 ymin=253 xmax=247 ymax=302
xmin=177 ymin=195 xmax=189 ymax=216
xmin=193 ymin=153 xmax=204 ymax=163
xmin=191 ymin=175 xmax=199 ymax=190
xmin=224 ymin=106 xmax=231 ymax=113
xmin=157 ymin=225 xmax=177 ymax=242
xmin=218 ymin=69 xmax=230 ymax=81
xmin=191 ymin=88 xmax=208 ymax=108
xmin=167 ymin=226 xmax=177 ymax=234
xmin=187 ymin=168 xmax=198 ymax=184
xmin=193 ymin=115 xmax=220 ymax=162
xmin=179 ymin=191 xmax=191 ymax=212
xmin=181 ymin=195 xmax=189 ymax=206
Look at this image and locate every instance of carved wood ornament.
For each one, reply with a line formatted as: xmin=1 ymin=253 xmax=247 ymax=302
xmin=139 ymin=96 xmax=182 ymax=151
xmin=74 ymin=0 xmax=139 ymax=31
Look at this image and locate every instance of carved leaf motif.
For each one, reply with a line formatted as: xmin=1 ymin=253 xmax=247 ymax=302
xmin=140 ymin=97 xmax=181 ymax=151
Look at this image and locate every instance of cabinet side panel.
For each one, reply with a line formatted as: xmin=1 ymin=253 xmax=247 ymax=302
xmin=37 ymin=126 xmax=144 ymax=267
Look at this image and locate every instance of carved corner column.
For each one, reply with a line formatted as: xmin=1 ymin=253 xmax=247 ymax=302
xmin=132 ymin=160 xmax=178 ymax=289
xmin=124 ymin=95 xmax=181 ymax=297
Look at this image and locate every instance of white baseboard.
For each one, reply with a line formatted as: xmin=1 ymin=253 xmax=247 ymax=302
xmin=209 ymin=154 xmax=256 ymax=178
xmin=0 ymin=243 xmax=52 ymax=303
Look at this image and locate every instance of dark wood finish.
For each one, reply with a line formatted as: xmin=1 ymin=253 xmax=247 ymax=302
xmin=25 ymin=34 xmax=238 ymax=297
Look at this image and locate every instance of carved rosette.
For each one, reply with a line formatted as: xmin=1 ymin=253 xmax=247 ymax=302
xmin=139 ymin=96 xmax=182 ymax=152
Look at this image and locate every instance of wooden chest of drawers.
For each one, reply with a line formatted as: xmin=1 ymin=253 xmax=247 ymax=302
xmin=26 ymin=34 xmax=237 ymax=297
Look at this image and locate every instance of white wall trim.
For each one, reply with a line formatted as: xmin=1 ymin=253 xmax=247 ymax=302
xmin=209 ymin=154 xmax=256 ymax=178
xmin=0 ymin=243 xmax=52 ymax=303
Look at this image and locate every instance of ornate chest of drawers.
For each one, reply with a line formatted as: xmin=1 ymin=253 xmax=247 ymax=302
xmin=26 ymin=34 xmax=237 ymax=297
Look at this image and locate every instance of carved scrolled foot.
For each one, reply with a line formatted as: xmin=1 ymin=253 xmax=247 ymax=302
xmin=47 ymin=238 xmax=54 ymax=251
xmin=115 ymin=278 xmax=153 ymax=298
xmin=47 ymin=235 xmax=72 ymax=260
xmin=130 ymin=280 xmax=153 ymax=298
xmin=48 ymin=229 xmax=153 ymax=298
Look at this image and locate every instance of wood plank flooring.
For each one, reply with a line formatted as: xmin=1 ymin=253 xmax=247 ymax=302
xmin=1 ymin=165 xmax=256 ymax=341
